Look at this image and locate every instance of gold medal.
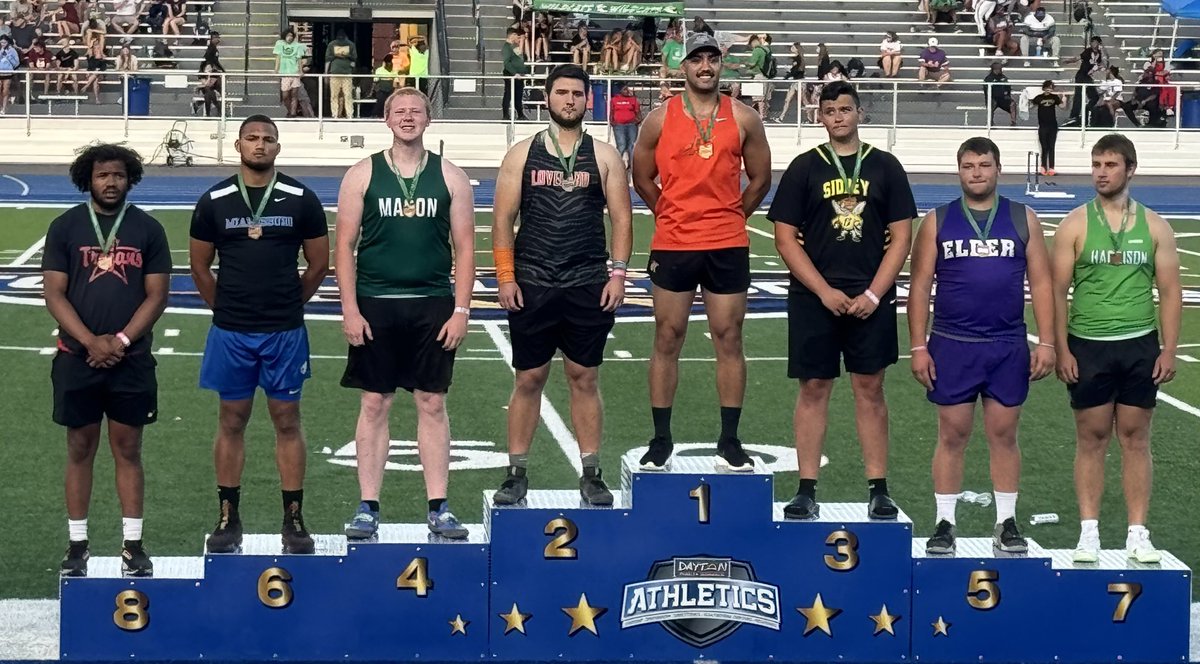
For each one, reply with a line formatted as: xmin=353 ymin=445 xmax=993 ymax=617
xmin=561 ymin=176 xmax=576 ymax=192
xmin=96 ymin=254 xmax=113 ymax=271
xmin=697 ymin=142 xmax=714 ymax=159
xmin=976 ymin=245 xmax=993 ymax=257
xmin=403 ymin=200 xmax=417 ymax=217
xmin=248 ymin=225 xmax=263 ymax=239
xmin=1110 ymin=251 xmax=1124 ymax=265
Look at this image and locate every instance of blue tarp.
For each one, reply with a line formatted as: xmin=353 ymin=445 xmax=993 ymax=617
xmin=1161 ymin=0 xmax=1200 ymax=19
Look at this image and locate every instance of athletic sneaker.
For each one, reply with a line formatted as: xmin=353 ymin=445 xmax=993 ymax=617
xmin=715 ymin=437 xmax=754 ymax=472
xmin=492 ymin=466 xmax=529 ymax=506
xmin=926 ymin=520 xmax=956 ymax=555
xmin=281 ymin=502 xmax=315 ymax=555
xmin=639 ymin=436 xmax=673 ymax=471
xmin=579 ymin=469 xmax=614 ymax=506
xmin=60 ymin=540 xmax=89 ymax=578
xmin=206 ymin=499 xmax=243 ymax=554
xmin=121 ymin=540 xmax=153 ymax=578
xmin=868 ymin=492 xmax=899 ymax=520
xmin=993 ymin=517 xmax=1028 ymax=553
xmin=427 ymin=504 xmax=469 ymax=540
xmin=783 ymin=492 xmax=820 ymax=520
xmin=1073 ymin=530 xmax=1101 ymax=563
xmin=1126 ymin=529 xmax=1162 ymax=564
xmin=344 ymin=502 xmax=380 ymax=541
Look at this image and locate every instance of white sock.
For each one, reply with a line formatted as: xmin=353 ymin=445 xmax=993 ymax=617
xmin=122 ymin=517 xmax=143 ymax=542
xmin=994 ymin=491 xmax=1018 ymax=524
xmin=1080 ymin=519 xmax=1099 ymax=535
xmin=68 ymin=519 xmax=88 ymax=542
xmin=1128 ymin=524 xmax=1147 ymax=534
xmin=934 ymin=493 xmax=958 ymax=526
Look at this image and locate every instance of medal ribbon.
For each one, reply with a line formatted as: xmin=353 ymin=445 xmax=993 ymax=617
xmin=236 ymin=172 xmax=277 ymax=226
xmin=1091 ymin=198 xmax=1133 ymax=253
xmin=825 ymin=142 xmax=866 ymax=198
xmin=682 ymin=91 xmax=719 ymax=146
xmin=960 ymin=195 xmax=1000 ymax=242
xmin=387 ymin=149 xmax=428 ymax=203
xmin=88 ymin=202 xmax=129 ymax=255
xmin=548 ymin=126 xmax=582 ymax=182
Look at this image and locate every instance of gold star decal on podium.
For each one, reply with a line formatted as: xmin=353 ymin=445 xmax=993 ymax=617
xmin=448 ymin=614 xmax=469 ymax=636
xmin=498 ymin=603 xmax=531 ymax=635
xmin=797 ymin=593 xmax=842 ymax=636
xmin=932 ymin=616 xmax=951 ymax=636
xmin=562 ymin=593 xmax=608 ymax=636
xmin=870 ymin=604 xmax=900 ymax=635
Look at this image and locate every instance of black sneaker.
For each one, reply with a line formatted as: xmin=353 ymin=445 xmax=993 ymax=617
xmin=121 ymin=540 xmax=153 ymax=578
xmin=282 ymin=502 xmax=315 ymax=555
xmin=60 ymin=540 xmax=89 ymax=578
xmin=639 ymin=436 xmax=673 ymax=471
xmin=926 ymin=520 xmax=956 ymax=555
xmin=868 ymin=492 xmax=899 ymax=520
xmin=715 ymin=437 xmax=754 ymax=473
xmin=579 ymin=469 xmax=614 ymax=506
xmin=783 ymin=492 xmax=820 ymax=520
xmin=493 ymin=466 xmax=529 ymax=505
xmin=206 ymin=499 xmax=243 ymax=554
xmin=994 ymin=517 xmax=1029 ymax=553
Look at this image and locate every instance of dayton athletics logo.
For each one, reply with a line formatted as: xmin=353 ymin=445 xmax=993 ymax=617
xmin=620 ymin=557 xmax=781 ymax=648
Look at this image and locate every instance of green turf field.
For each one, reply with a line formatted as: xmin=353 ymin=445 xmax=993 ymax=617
xmin=3 ymin=205 xmax=1200 ymax=599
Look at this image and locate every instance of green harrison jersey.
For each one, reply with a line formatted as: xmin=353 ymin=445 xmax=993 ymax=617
xmin=1068 ymin=199 xmax=1157 ymax=340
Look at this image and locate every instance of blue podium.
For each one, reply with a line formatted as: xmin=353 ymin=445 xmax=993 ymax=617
xmin=59 ymin=447 xmax=1191 ymax=661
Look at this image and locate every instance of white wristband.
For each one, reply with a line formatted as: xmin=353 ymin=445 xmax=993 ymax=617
xmin=453 ymin=306 xmax=471 ymax=318
xmin=864 ymin=289 xmax=880 ymax=305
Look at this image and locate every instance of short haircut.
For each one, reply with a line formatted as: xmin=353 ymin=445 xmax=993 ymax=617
xmin=545 ymin=63 xmax=590 ymax=94
xmin=281 ymin=28 xmax=294 ymax=39
xmin=239 ymin=114 xmax=278 ymax=137
xmin=69 ymin=143 xmax=145 ymax=193
xmin=1042 ymin=79 xmax=1054 ymax=89
xmin=507 ymin=27 xmax=522 ymax=36
xmin=818 ymin=80 xmax=860 ymax=107
xmin=385 ymin=87 xmax=433 ymax=116
xmin=1092 ymin=133 xmax=1137 ymax=168
xmin=956 ymin=136 xmax=1001 ymax=166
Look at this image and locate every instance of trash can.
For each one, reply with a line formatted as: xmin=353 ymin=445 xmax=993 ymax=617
xmin=1182 ymin=91 xmax=1200 ymax=129
xmin=590 ymin=81 xmax=608 ymax=122
xmin=126 ymin=77 xmax=151 ymax=117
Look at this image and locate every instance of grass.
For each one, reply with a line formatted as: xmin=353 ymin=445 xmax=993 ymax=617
xmin=1 ymin=205 xmax=1200 ymax=598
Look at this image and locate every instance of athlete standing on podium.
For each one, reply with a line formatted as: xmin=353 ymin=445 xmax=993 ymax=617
xmin=631 ymin=33 xmax=772 ymax=472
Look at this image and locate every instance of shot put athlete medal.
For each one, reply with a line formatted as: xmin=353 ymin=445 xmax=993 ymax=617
xmin=387 ymin=148 xmax=428 ymax=217
xmin=88 ymin=202 xmax=129 ymax=272
xmin=237 ymin=171 xmax=276 ymax=240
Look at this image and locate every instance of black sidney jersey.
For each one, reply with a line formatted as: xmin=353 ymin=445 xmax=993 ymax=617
xmin=190 ymin=172 xmax=327 ymax=333
xmin=767 ymin=144 xmax=917 ymax=295
xmin=41 ymin=204 xmax=171 ymax=354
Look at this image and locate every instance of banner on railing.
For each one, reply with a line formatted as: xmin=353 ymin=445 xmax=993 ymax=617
xmin=530 ymin=0 xmax=685 ymax=17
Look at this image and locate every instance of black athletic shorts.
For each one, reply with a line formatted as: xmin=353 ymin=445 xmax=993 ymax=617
xmin=509 ymin=282 xmax=615 ymax=371
xmin=647 ymin=247 xmax=751 ymax=294
xmin=1067 ymin=331 xmax=1159 ymax=410
xmin=52 ymin=350 xmax=159 ymax=428
xmin=341 ymin=296 xmax=457 ymax=394
xmin=788 ymin=289 xmax=899 ymax=380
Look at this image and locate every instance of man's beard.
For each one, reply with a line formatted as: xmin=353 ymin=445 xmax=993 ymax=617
xmin=90 ymin=188 xmax=128 ymax=213
xmin=241 ymin=157 xmax=274 ymax=172
xmin=549 ymin=107 xmax=583 ymax=130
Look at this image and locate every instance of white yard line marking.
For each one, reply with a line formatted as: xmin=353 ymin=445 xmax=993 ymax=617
xmin=613 ymin=350 xmax=632 ymax=359
xmin=164 ymin=329 xmax=180 ymax=337
xmin=1177 ymin=354 xmax=1198 ymax=363
xmin=745 ymin=224 xmax=773 ymax=239
xmin=1 ymin=175 xmax=29 ymax=196
xmin=8 ymin=236 xmax=45 ymax=267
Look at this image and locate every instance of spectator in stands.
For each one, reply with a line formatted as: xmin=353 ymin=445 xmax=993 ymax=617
xmin=1019 ymin=7 xmax=1061 ymax=64
xmin=501 ymin=26 xmax=527 ymax=120
xmin=201 ymin=30 xmax=223 ymax=73
xmin=325 ymin=29 xmax=356 ymax=119
xmin=691 ymin=16 xmax=713 ymax=36
xmin=409 ymin=35 xmax=429 ymax=96
xmin=9 ymin=15 xmax=36 ymax=53
xmin=144 ymin=0 xmax=165 ymax=34
xmin=1063 ymin=36 xmax=1104 ymax=125
xmin=1144 ymin=49 xmax=1174 ymax=114
xmin=511 ymin=0 xmax=528 ymax=23
xmin=659 ymin=24 xmax=682 ymax=78
xmin=370 ymin=57 xmax=396 ymax=117
xmin=0 ymin=34 xmax=16 ymax=114
xmin=0 ymin=17 xmax=8 ymax=40
xmin=274 ymin=29 xmax=304 ymax=117
xmin=530 ymin=13 xmax=549 ymax=62
xmin=52 ymin=0 xmax=79 ymax=38
xmin=925 ymin=0 xmax=961 ymax=31
xmin=115 ymin=42 xmax=136 ymax=71
xmin=620 ymin=28 xmax=641 ymax=72
xmin=109 ymin=0 xmax=140 ymax=35
xmin=1031 ymin=79 xmax=1065 ymax=175
xmin=296 ymin=61 xmax=315 ymax=116
xmin=569 ymin=24 xmax=590 ymax=68
xmin=194 ymin=61 xmax=218 ymax=115
xmin=657 ymin=79 xmax=672 ymax=105
xmin=917 ymin=37 xmax=950 ymax=86
xmin=28 ymin=37 xmax=52 ymax=94
xmin=974 ymin=0 xmax=997 ymax=36
xmin=9 ymin=0 xmax=34 ymax=21
xmin=81 ymin=18 xmax=104 ymax=102
xmin=985 ymin=11 xmax=1020 ymax=57
xmin=1131 ymin=66 xmax=1164 ymax=127
xmin=740 ymin=34 xmax=772 ymax=120
xmin=600 ymin=28 xmax=622 ymax=72
xmin=773 ymin=41 xmax=804 ymax=122
xmin=150 ymin=38 xmax=174 ymax=68
xmin=982 ymin=61 xmax=1016 ymax=125
xmin=163 ymin=0 xmax=185 ymax=39
xmin=54 ymin=37 xmax=79 ymax=92
xmin=641 ymin=16 xmax=657 ymax=63
xmin=879 ymin=31 xmax=902 ymax=77
xmin=1094 ymin=65 xmax=1137 ymax=126
xmin=609 ymin=82 xmax=640 ymax=168
xmin=809 ymin=61 xmax=847 ymax=122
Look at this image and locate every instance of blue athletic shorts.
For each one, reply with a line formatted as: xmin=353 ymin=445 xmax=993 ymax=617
xmin=926 ymin=334 xmax=1030 ymax=407
xmin=199 ymin=325 xmax=312 ymax=401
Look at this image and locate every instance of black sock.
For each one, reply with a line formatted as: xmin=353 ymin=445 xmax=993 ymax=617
xmin=652 ymin=406 xmax=672 ymax=440
xmin=428 ymin=498 xmax=446 ymax=513
xmin=364 ymin=500 xmax=380 ymax=512
xmin=798 ymin=478 xmax=817 ymax=499
xmin=719 ymin=406 xmax=742 ymax=441
xmin=282 ymin=489 xmax=303 ymax=512
xmin=868 ymin=478 xmax=889 ymax=497
xmin=218 ymin=485 xmax=240 ymax=511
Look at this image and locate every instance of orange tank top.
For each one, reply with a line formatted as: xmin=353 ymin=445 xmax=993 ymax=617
xmin=652 ymin=93 xmax=747 ymax=251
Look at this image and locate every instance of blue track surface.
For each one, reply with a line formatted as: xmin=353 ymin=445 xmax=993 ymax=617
xmin=0 ymin=172 xmax=1196 ymax=214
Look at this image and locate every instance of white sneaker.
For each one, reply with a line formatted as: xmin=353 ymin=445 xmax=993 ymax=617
xmin=1073 ymin=530 xmax=1100 ymax=563
xmin=1126 ymin=529 xmax=1162 ymax=564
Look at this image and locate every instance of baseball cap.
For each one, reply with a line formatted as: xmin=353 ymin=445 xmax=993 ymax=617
xmin=685 ymin=32 xmax=722 ymax=59
xmin=927 ymin=37 xmax=939 ymax=47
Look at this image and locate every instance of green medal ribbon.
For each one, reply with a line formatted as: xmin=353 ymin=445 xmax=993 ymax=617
xmin=387 ymin=149 xmax=429 ymax=203
xmin=682 ymin=91 xmax=719 ymax=145
xmin=1091 ymin=198 xmax=1133 ymax=253
xmin=548 ymin=126 xmax=582 ymax=182
xmin=959 ymin=195 xmax=1000 ymax=242
xmin=825 ymin=142 xmax=866 ymax=197
xmin=87 ymin=202 xmax=129 ymax=254
xmin=236 ymin=172 xmax=277 ymax=226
